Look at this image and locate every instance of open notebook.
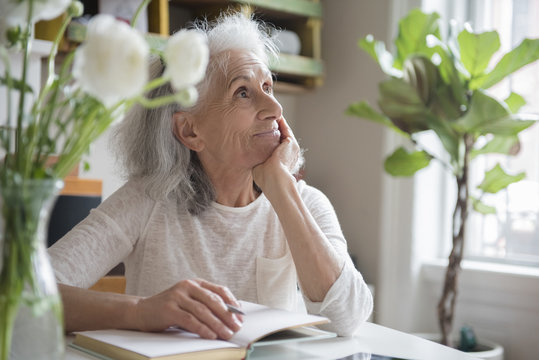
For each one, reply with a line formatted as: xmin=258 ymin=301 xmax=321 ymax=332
xmin=70 ymin=301 xmax=336 ymax=360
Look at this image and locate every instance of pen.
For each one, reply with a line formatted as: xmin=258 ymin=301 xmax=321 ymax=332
xmin=226 ymin=304 xmax=245 ymax=315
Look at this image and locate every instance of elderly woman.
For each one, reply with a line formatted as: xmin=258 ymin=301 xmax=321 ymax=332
xmin=49 ymin=13 xmax=372 ymax=340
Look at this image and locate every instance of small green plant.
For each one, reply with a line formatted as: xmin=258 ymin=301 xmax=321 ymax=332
xmin=347 ymin=9 xmax=539 ymax=346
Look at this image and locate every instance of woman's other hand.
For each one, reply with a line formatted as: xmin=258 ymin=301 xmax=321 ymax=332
xmin=253 ymin=116 xmax=301 ymax=190
xmin=134 ymin=279 xmax=243 ymax=340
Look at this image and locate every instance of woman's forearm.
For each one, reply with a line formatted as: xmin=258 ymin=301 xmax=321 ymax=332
xmin=262 ymin=175 xmax=343 ymax=302
xmin=59 ymin=280 xmax=243 ymax=339
xmin=59 ymin=284 xmax=140 ymax=332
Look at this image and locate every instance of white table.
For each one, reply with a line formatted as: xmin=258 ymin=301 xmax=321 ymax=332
xmin=65 ymin=322 xmax=479 ymax=360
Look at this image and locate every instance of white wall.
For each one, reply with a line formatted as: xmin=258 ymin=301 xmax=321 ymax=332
xmin=294 ymin=0 xmax=392 ymax=288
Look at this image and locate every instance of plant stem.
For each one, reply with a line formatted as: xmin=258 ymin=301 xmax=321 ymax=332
xmin=0 ymin=47 xmax=13 ymax=179
xmin=437 ymin=134 xmax=473 ymax=346
xmin=131 ymin=0 xmax=152 ymax=29
xmin=15 ymin=0 xmax=35 ymax=177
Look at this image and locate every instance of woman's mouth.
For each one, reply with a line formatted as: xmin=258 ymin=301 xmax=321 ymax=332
xmin=254 ymin=129 xmax=281 ymax=137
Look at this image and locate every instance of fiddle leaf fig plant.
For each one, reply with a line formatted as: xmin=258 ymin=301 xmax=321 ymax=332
xmin=347 ymin=8 xmax=539 ymax=346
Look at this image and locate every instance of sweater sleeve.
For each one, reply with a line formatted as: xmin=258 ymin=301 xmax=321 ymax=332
xmin=47 ymin=180 xmax=154 ymax=289
xmin=298 ymin=181 xmax=373 ymax=336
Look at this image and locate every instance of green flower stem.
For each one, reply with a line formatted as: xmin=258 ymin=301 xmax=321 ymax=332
xmin=143 ymin=75 xmax=169 ymax=92
xmin=131 ymin=0 xmax=152 ymax=29
xmin=0 ymin=47 xmax=13 ymax=169
xmin=45 ymin=12 xmax=73 ymax=89
xmin=15 ymin=0 xmax=35 ymax=177
xmin=33 ymin=54 xmax=76 ymax=174
xmin=31 ymin=16 xmax=74 ymax=176
xmin=54 ymin=109 xmax=101 ymax=177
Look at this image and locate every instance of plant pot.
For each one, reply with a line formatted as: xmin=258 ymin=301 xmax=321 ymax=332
xmin=414 ymin=333 xmax=504 ymax=360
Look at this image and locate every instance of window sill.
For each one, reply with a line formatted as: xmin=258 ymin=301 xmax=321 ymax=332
xmin=421 ymin=258 xmax=539 ymax=299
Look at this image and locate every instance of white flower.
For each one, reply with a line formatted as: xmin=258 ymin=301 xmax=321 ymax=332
xmin=2 ymin=0 xmax=71 ymax=28
xmin=1 ymin=0 xmax=77 ymax=46
xmin=73 ymin=14 xmax=149 ymax=107
xmin=164 ymin=30 xmax=209 ymax=91
xmin=175 ymin=86 xmax=198 ymax=107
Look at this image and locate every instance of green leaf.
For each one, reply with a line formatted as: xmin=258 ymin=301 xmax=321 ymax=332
xmin=384 ymin=147 xmax=432 ymax=177
xmin=424 ymin=36 xmax=468 ymax=107
xmin=378 ymin=77 xmax=426 ymax=114
xmin=378 ymin=77 xmax=434 ymax=133
xmin=479 ymin=114 xmax=536 ymax=136
xmin=458 ymin=28 xmax=500 ymax=78
xmin=477 ymin=163 xmax=525 ymax=194
xmin=504 ymin=92 xmax=526 ymax=113
xmin=470 ymin=38 xmax=539 ymax=89
xmin=471 ymin=135 xmax=519 ymax=158
xmin=471 ymin=196 xmax=497 ymax=215
xmin=0 ymin=76 xmax=34 ymax=93
xmin=424 ymin=113 xmax=461 ymax=163
xmin=394 ymin=9 xmax=441 ymax=70
xmin=454 ymin=90 xmax=513 ymax=135
xmin=346 ymin=101 xmax=406 ymax=135
xmin=359 ymin=35 xmax=402 ymax=77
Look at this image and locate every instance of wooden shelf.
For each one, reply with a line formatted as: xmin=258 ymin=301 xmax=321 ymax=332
xmin=162 ymin=0 xmax=324 ymax=89
xmin=37 ymin=0 xmax=324 ymax=90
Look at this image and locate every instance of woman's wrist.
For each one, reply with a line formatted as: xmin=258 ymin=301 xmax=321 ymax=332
xmin=255 ymin=164 xmax=295 ymax=197
xmin=124 ymin=295 xmax=145 ymax=331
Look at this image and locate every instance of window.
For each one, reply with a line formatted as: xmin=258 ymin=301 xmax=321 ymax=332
xmin=420 ymin=0 xmax=539 ymax=266
xmin=467 ymin=0 xmax=539 ymax=266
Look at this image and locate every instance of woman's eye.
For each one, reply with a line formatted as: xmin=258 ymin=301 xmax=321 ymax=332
xmin=263 ymin=84 xmax=273 ymax=94
xmin=235 ymin=87 xmax=248 ymax=98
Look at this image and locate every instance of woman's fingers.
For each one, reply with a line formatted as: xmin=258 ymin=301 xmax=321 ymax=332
xmin=191 ymin=280 xmax=243 ymax=332
xmin=135 ymin=279 xmax=242 ymax=340
xmin=278 ymin=116 xmax=295 ymax=140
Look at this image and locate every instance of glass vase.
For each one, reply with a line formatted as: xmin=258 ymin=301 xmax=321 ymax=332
xmin=0 ymin=178 xmax=64 ymax=360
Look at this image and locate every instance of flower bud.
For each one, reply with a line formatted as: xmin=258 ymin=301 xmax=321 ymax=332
xmin=175 ymin=86 xmax=199 ymax=107
xmin=67 ymin=1 xmax=84 ymax=18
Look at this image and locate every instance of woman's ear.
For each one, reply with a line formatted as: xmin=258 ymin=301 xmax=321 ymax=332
xmin=172 ymin=112 xmax=204 ymax=152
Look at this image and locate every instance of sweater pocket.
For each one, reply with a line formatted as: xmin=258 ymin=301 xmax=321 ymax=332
xmin=255 ymin=249 xmax=298 ymax=310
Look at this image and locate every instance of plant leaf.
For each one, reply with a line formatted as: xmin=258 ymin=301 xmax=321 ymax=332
xmin=359 ymin=35 xmax=402 ymax=77
xmin=471 ymin=135 xmax=519 ymax=158
xmin=0 ymin=76 xmax=34 ymax=93
xmin=454 ymin=90 xmax=524 ymax=135
xmin=479 ymin=114 xmax=536 ymax=136
xmin=458 ymin=28 xmax=500 ymax=78
xmin=477 ymin=163 xmax=525 ymax=194
xmin=504 ymin=92 xmax=526 ymax=113
xmin=424 ymin=113 xmax=461 ymax=164
xmin=394 ymin=9 xmax=441 ymax=70
xmin=471 ymin=196 xmax=497 ymax=214
xmin=384 ymin=147 xmax=432 ymax=177
xmin=470 ymin=38 xmax=539 ymax=89
xmin=346 ymin=100 xmax=406 ymax=135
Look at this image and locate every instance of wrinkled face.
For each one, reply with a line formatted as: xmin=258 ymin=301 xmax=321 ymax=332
xmin=192 ymin=49 xmax=283 ymax=171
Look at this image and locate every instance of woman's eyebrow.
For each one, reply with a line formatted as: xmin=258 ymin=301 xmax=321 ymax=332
xmin=228 ymin=75 xmax=251 ymax=89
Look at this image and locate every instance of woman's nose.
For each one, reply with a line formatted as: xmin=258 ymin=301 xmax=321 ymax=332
xmin=257 ymin=92 xmax=282 ymax=121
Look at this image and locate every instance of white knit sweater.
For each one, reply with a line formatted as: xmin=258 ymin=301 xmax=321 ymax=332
xmin=48 ymin=179 xmax=373 ymax=335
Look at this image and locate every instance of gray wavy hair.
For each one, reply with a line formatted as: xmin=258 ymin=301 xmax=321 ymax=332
xmin=114 ymin=13 xmax=288 ymax=214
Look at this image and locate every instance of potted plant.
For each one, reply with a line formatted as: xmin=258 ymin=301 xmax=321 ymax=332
xmin=347 ymin=8 xmax=539 ymax=352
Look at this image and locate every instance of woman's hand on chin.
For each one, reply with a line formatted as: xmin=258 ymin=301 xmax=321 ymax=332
xmin=253 ymin=116 xmax=301 ymax=191
xmin=134 ymin=279 xmax=243 ymax=340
